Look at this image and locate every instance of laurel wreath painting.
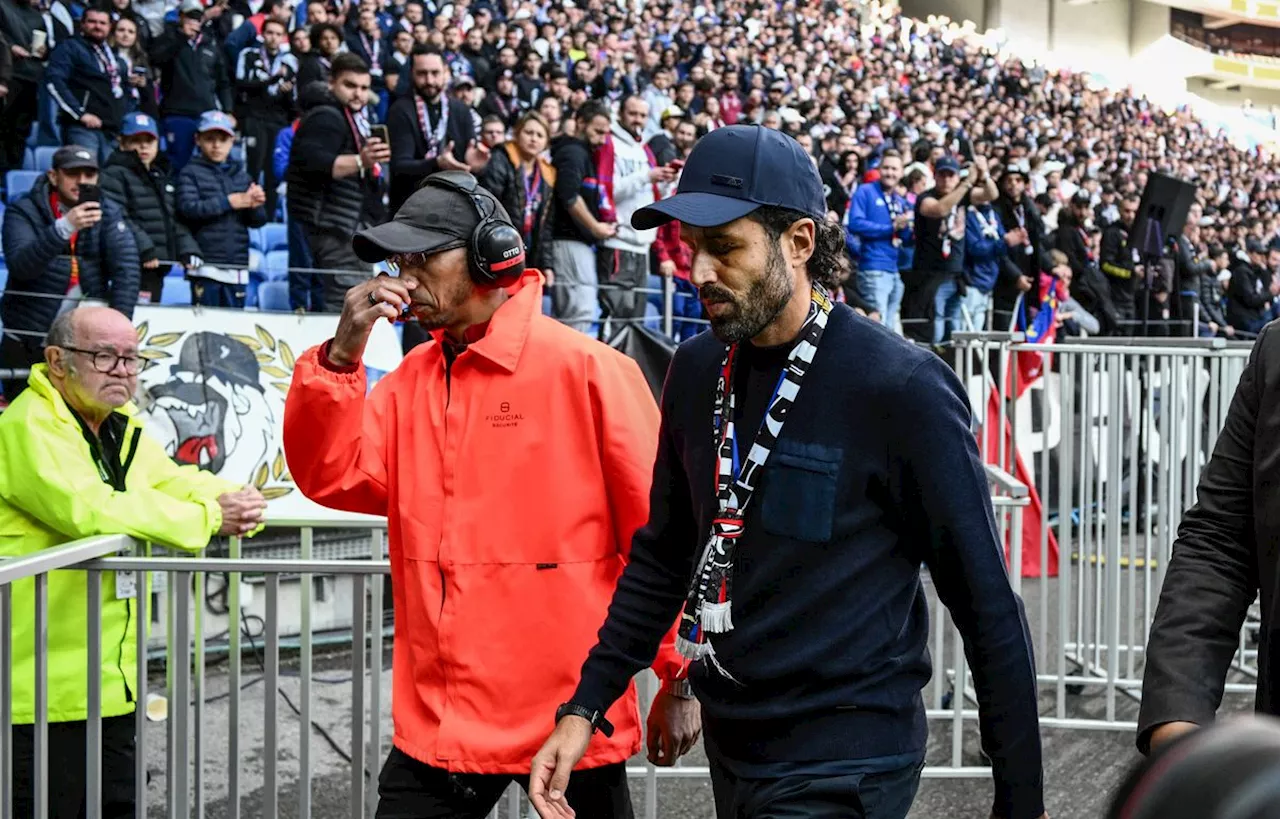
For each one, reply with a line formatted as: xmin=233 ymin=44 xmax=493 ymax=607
xmin=134 ymin=320 xmax=296 ymax=500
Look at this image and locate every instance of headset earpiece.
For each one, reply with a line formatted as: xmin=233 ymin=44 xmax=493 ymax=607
xmin=423 ymin=171 xmax=526 ymax=286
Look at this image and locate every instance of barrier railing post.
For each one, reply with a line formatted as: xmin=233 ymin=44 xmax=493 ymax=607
xmin=368 ymin=530 xmax=384 ymax=819
xmin=662 ymin=274 xmax=674 ymax=339
xmin=133 ymin=545 xmax=149 ymax=819
xmin=228 ymin=537 xmax=242 ymax=819
xmin=34 ymin=573 xmax=49 ymax=819
xmin=86 ymin=571 xmax=103 ymax=819
xmin=1 ymin=584 xmax=11 ymax=819
xmin=172 ymin=571 xmax=192 ymax=819
xmin=264 ymin=574 xmax=280 ymax=819
xmin=300 ymin=528 xmax=314 ymax=819
xmin=350 ymin=574 xmax=367 ymax=819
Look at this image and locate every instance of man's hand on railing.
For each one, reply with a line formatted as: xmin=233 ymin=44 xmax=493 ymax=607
xmin=217 ymin=486 xmax=267 ymax=536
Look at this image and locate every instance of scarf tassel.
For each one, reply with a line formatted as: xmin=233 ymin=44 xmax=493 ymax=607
xmin=699 ymin=600 xmax=734 ymax=633
xmin=676 ymin=635 xmax=711 ymax=660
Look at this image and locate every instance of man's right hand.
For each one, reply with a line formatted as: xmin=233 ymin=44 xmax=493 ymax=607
xmin=1148 ymin=721 xmax=1198 ymax=754
xmin=530 ymin=716 xmax=593 ymax=818
xmin=649 ymin=166 xmax=675 ymax=184
xmin=217 ymin=486 xmax=268 ymax=535
xmin=80 ymin=113 xmax=103 ymax=129
xmin=65 ymin=201 xmax=102 ymax=231
xmin=329 ymin=274 xmax=416 ymax=367
xmin=361 ymin=138 xmax=391 ymax=168
xmin=436 ymin=140 xmax=469 ymax=172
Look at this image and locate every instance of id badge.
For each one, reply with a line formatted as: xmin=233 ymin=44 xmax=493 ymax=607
xmin=115 ymin=570 xmax=138 ymax=600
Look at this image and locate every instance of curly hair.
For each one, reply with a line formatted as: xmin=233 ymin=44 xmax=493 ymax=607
xmin=747 ymin=206 xmax=849 ymax=291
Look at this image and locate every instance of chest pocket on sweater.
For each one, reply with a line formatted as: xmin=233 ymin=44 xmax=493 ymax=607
xmin=760 ymin=440 xmax=842 ymax=543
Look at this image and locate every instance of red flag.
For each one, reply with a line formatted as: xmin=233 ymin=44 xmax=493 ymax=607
xmin=1014 ymin=273 xmax=1063 ymax=397
xmin=982 ymin=386 xmax=1059 ymax=578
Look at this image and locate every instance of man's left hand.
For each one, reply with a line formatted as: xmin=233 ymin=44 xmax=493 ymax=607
xmin=466 ymin=140 xmax=491 ymax=172
xmin=645 ymin=689 xmax=701 ymax=766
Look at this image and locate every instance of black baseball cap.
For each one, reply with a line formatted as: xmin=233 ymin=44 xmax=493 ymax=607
xmin=351 ymin=171 xmax=512 ymax=263
xmin=52 ymin=145 xmax=98 ymax=171
xmin=632 ymin=125 xmax=826 ymax=231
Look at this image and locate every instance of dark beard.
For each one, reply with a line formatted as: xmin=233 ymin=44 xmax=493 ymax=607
xmin=701 ymin=242 xmax=793 ymax=344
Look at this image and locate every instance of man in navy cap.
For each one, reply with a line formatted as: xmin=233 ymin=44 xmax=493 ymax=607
xmin=531 ymin=125 xmax=1047 ymax=819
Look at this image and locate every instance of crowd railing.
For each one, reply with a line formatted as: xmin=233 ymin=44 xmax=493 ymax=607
xmin=952 ymin=331 xmax=1258 ymax=731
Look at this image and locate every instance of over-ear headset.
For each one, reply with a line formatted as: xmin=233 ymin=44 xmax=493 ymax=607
xmin=422 ymin=170 xmax=526 ymax=286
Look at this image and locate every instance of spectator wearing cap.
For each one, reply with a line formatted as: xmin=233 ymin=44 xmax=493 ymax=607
xmin=149 ymin=0 xmax=233 ymax=172
xmin=531 ymin=124 xmax=1046 ymax=819
xmin=175 ymin=110 xmax=267 ymax=307
xmin=1227 ymin=236 xmax=1276 ymax=336
xmin=233 ymin=15 xmax=297 ymax=219
xmin=44 ymin=7 xmax=128 ymax=164
xmin=646 ymin=106 xmax=682 ymax=166
xmin=101 ymin=111 xmax=202 ymax=303
xmin=386 ymin=46 xmax=486 ymax=215
xmin=286 ymin=52 xmax=389 ymax=312
xmin=905 ymin=154 xmax=998 ymax=345
xmin=847 ymin=147 xmax=911 ymax=331
xmin=0 ymin=145 xmax=140 ymax=401
xmin=283 ymin=172 xmax=698 ymax=819
xmin=477 ymin=67 xmax=521 ymax=127
xmin=993 ymin=161 xmax=1045 ymax=328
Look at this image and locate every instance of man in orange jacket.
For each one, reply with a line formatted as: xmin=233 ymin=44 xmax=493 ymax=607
xmin=282 ymin=170 xmax=699 ymax=818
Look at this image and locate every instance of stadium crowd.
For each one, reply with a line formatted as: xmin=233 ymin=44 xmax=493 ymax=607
xmin=2 ymin=0 xmax=1280 ymax=393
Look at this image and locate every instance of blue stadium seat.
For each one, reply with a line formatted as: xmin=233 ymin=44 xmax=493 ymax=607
xmin=21 ymin=148 xmax=34 ymax=171
xmin=258 ymin=280 xmax=291 ymax=311
xmin=0 ymin=261 xmax=8 ymax=294
xmin=249 ymin=248 xmax=264 ymax=273
xmin=259 ymin=222 xmax=287 ymax=253
xmin=248 ymin=227 xmax=263 ymax=252
xmin=32 ymin=146 xmax=59 ymax=172
xmin=161 ymin=279 xmax=192 ymax=305
xmin=4 ymin=171 xmax=41 ymax=204
xmin=264 ymin=249 xmax=289 ymax=281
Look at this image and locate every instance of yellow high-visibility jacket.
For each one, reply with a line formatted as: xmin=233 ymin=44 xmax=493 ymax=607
xmin=0 ymin=365 xmax=237 ymax=723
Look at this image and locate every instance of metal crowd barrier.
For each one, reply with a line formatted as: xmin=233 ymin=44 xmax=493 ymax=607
xmin=3 ymin=478 xmax=1036 ymax=819
xmin=952 ymin=331 xmax=1257 ymax=732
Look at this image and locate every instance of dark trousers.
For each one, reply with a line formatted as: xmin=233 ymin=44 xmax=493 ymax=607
xmin=0 ymin=77 xmax=39 ymax=173
xmin=287 ymin=217 xmax=321 ymax=311
xmin=709 ymin=756 xmax=923 ymax=819
xmin=242 ymin=116 xmax=285 ymax=218
xmin=305 ymin=224 xmax=370 ymax=313
xmin=11 ymin=715 xmax=137 ymax=819
xmin=598 ymin=247 xmax=649 ymax=322
xmin=0 ymin=331 xmax=44 ymax=403
xmin=190 ymin=277 xmax=246 ymax=308
xmin=374 ymin=746 xmax=634 ymax=819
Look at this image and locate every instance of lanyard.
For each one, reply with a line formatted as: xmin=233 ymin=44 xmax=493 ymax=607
xmin=676 ymin=286 xmax=834 ymax=668
xmin=977 ymin=207 xmax=1000 ymax=238
xmin=360 ymin=31 xmax=382 ymax=72
xmin=414 ymin=93 xmax=449 ymax=159
xmin=521 ymin=161 xmax=541 ymax=238
xmin=885 ymin=187 xmax=903 ymax=247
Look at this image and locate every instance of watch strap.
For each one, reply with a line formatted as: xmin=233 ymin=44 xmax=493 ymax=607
xmin=555 ymin=702 xmax=614 ymax=738
xmin=660 ymin=678 xmax=695 ymax=700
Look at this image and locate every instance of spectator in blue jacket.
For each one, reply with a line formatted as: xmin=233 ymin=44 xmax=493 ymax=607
xmin=44 ymin=8 xmax=128 ymax=163
xmin=960 ymin=200 xmax=1011 ymax=332
xmin=175 ymin=111 xmax=267 ymax=307
xmin=847 ymin=148 xmax=911 ymax=331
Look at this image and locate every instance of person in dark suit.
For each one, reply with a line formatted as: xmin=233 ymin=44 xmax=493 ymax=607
xmin=1139 ymin=320 xmax=1280 ymax=755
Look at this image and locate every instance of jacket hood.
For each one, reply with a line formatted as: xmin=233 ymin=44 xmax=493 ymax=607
xmin=299 ymin=80 xmax=333 ymax=111
xmin=609 ymin=121 xmax=644 ymax=149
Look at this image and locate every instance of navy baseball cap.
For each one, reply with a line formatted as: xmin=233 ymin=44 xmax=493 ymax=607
xmin=935 ymin=156 xmax=961 ymax=174
xmin=122 ymin=112 xmax=159 ymax=139
xmin=632 ymin=125 xmax=826 ymax=231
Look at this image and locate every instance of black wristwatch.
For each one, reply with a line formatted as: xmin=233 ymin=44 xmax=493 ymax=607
xmin=555 ymin=702 xmax=615 ymax=738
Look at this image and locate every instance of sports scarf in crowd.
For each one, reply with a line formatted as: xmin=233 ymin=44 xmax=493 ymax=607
xmin=676 ymin=285 xmax=834 ymax=677
xmin=591 ymin=134 xmax=659 ymax=224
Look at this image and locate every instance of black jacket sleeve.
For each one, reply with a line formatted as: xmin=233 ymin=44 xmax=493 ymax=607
xmin=1137 ymin=324 xmax=1268 ymax=752
xmin=571 ymin=355 xmax=701 ymax=714
xmin=100 ymin=200 xmax=140 ymax=315
xmin=891 ymin=356 xmax=1044 ymax=819
xmin=1230 ymin=264 xmax=1269 ymax=309
xmin=290 ymin=108 xmax=347 ymax=179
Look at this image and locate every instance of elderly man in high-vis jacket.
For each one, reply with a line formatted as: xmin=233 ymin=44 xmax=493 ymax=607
xmin=283 ymin=171 xmax=698 ymax=819
xmin=0 ymin=306 xmax=267 ymax=819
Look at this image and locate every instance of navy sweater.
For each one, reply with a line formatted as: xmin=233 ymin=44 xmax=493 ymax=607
xmin=572 ymin=304 xmax=1044 ymax=819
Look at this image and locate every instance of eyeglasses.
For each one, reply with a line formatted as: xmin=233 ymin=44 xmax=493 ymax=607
xmin=61 ymin=346 xmax=142 ymax=375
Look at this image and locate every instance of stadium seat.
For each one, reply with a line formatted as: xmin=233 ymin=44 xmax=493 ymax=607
xmin=32 ymin=146 xmax=59 ymax=172
xmin=258 ymin=280 xmax=291 ymax=311
xmin=259 ymin=222 xmax=287 ymax=253
xmin=249 ymin=248 xmax=264 ymax=274
xmin=264 ymin=249 xmax=289 ymax=281
xmin=248 ymin=227 xmax=263 ymax=252
xmin=21 ymin=148 xmax=34 ymax=171
xmin=160 ymin=279 xmax=192 ymax=306
xmin=4 ymin=171 xmax=41 ymax=204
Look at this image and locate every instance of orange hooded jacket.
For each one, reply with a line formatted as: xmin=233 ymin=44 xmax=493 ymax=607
xmin=283 ymin=271 xmax=685 ymax=773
